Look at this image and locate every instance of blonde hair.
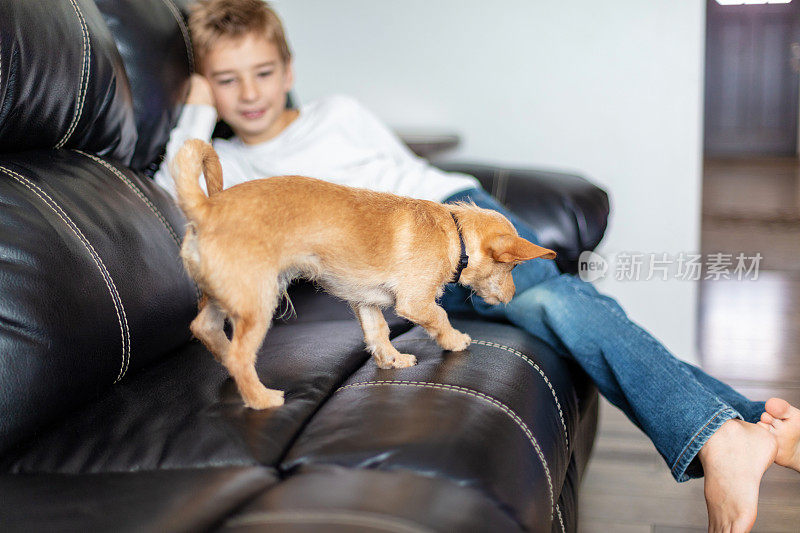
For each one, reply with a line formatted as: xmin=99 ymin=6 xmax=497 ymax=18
xmin=189 ymin=0 xmax=292 ymax=69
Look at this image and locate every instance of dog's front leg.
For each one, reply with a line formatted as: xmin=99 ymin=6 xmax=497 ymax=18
xmin=351 ymin=304 xmax=416 ymax=368
xmin=395 ymin=299 xmax=471 ymax=352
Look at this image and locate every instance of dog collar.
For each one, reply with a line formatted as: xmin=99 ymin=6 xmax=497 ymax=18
xmin=450 ymin=212 xmax=469 ymax=283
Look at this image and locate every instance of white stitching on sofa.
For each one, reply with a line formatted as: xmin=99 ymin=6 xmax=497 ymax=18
xmin=56 ymin=0 xmax=91 ymax=149
xmin=470 ymin=339 xmax=569 ymax=449
xmin=337 ymin=380 xmax=556 ymax=521
xmin=556 ymin=501 xmax=565 ymax=533
xmin=225 ymin=510 xmax=431 ymax=533
xmin=160 ymin=0 xmax=194 ymax=73
xmin=73 ymin=150 xmax=182 ymax=246
xmin=0 ymin=165 xmax=131 ymax=383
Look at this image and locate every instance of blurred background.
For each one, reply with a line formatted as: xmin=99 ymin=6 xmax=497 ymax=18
xmin=272 ymin=0 xmax=800 ymax=530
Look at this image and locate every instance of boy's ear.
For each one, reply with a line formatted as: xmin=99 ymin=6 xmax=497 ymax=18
xmin=284 ymin=58 xmax=295 ymax=91
xmin=488 ymin=235 xmax=557 ymax=263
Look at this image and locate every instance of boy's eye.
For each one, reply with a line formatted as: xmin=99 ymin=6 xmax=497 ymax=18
xmin=217 ymin=78 xmax=235 ymax=86
xmin=257 ymin=71 xmax=274 ymax=78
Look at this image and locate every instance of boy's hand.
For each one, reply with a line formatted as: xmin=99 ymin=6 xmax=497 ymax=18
xmin=186 ymin=74 xmax=215 ymax=107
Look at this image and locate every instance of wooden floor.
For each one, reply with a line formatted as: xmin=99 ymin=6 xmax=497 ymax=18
xmin=578 ymin=158 xmax=800 ymax=533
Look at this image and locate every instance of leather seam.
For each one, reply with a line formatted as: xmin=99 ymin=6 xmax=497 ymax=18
xmin=470 ymin=339 xmax=569 ymax=449
xmin=74 ymin=150 xmax=182 ymax=247
xmin=160 ymin=0 xmax=194 ymax=73
xmin=0 ymin=165 xmax=131 ymax=383
xmin=56 ymin=0 xmax=91 ymax=148
xmin=337 ymin=380 xmax=556 ymax=522
xmin=556 ymin=501 xmax=565 ymax=533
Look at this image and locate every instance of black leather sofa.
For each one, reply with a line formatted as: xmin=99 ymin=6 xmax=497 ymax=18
xmin=0 ymin=1 xmax=610 ymax=532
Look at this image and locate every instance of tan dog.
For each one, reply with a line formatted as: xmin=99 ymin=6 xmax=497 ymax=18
xmin=170 ymin=139 xmax=556 ymax=409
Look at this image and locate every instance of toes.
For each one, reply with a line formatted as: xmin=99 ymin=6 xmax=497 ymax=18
xmin=761 ymin=412 xmax=775 ymax=424
xmin=757 ymin=421 xmax=774 ymax=432
xmin=765 ymin=397 xmax=794 ymax=419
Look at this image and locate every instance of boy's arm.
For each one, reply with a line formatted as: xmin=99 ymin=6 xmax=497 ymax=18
xmin=152 ymin=75 xmax=219 ymax=198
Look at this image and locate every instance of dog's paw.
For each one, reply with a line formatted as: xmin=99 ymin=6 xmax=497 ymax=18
xmin=391 ymin=352 xmax=417 ymax=368
xmin=244 ymin=388 xmax=285 ymax=410
xmin=373 ymin=352 xmax=417 ymax=369
xmin=439 ymin=330 xmax=471 ymax=352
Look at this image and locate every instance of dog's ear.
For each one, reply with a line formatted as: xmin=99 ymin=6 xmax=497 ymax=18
xmin=488 ymin=235 xmax=557 ymax=263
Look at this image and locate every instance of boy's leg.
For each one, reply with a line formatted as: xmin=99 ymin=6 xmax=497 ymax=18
xmin=505 ymin=273 xmax=764 ymax=479
xmin=443 ymin=186 xmax=764 ymax=479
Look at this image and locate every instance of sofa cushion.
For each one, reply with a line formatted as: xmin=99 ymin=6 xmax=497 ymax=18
xmin=280 ymin=319 xmax=591 ymax=533
xmin=0 ymin=150 xmax=195 ymax=456
xmin=223 ymin=465 xmax=523 ymax=533
xmin=0 ymin=319 xmax=376 ymax=473
xmin=0 ymin=0 xmax=137 ymax=163
xmin=0 ymin=466 xmax=276 ymax=533
xmin=1 ymin=305 xmax=597 ymax=532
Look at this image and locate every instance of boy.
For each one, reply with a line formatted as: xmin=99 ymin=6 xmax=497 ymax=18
xmin=154 ymin=1 xmax=800 ymax=531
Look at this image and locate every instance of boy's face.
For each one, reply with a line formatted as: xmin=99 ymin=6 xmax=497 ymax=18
xmin=203 ymin=34 xmax=294 ymax=145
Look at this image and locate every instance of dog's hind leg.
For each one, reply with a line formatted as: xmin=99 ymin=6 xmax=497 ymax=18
xmin=223 ymin=278 xmax=284 ymax=409
xmin=191 ymin=295 xmax=231 ymax=363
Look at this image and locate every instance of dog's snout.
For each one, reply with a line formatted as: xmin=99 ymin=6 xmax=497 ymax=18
xmin=500 ymin=278 xmax=515 ymax=304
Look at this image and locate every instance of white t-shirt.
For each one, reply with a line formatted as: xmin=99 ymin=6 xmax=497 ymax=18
xmin=154 ymin=94 xmax=479 ymax=202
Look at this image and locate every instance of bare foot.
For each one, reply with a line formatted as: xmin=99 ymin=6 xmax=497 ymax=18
xmin=698 ymin=418 xmax=777 ymax=533
xmin=758 ymin=398 xmax=800 ymax=472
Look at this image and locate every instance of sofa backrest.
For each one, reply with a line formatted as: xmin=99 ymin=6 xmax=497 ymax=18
xmin=93 ymin=0 xmax=194 ymax=172
xmin=0 ymin=0 xmax=137 ymax=164
xmin=0 ymin=1 xmax=197 ymax=456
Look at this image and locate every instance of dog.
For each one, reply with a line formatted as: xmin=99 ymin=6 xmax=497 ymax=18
xmin=170 ymin=139 xmax=557 ymax=409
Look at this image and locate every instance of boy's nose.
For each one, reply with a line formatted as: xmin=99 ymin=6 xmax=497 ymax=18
xmin=240 ymin=77 xmax=260 ymax=102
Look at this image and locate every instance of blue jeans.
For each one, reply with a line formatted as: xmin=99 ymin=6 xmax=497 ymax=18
xmin=442 ymin=187 xmax=765 ymax=481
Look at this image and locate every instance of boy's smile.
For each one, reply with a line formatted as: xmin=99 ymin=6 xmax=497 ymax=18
xmin=203 ymin=33 xmax=296 ymax=145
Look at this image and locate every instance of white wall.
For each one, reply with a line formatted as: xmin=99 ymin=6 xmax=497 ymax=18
xmin=272 ymin=0 xmax=707 ymax=363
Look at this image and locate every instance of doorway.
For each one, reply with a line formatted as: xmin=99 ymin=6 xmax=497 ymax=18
xmin=701 ymin=0 xmax=800 ymax=465
xmin=704 ymin=0 xmax=800 ymax=157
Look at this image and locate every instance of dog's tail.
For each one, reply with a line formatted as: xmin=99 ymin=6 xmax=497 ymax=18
xmin=169 ymin=138 xmax=223 ymax=222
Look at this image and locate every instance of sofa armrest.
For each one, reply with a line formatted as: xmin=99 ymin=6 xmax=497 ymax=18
xmin=435 ymin=161 xmax=610 ymax=274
